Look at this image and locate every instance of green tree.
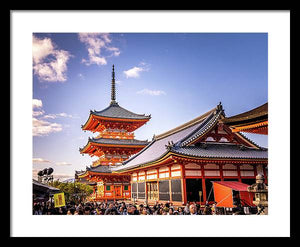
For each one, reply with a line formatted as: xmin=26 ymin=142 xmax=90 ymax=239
xmin=49 ymin=181 xmax=93 ymax=203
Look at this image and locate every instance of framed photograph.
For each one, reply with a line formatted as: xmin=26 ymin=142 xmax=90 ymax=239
xmin=11 ymin=10 xmax=290 ymax=237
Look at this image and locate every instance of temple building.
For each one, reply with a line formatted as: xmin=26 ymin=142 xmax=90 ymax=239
xmin=76 ymin=65 xmax=151 ymax=201
xmin=111 ymin=103 xmax=268 ymax=206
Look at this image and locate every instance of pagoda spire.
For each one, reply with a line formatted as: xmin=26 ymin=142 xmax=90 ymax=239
xmin=110 ymin=64 xmax=117 ymax=105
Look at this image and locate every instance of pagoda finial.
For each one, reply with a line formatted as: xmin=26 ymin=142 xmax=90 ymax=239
xmin=110 ymin=64 xmax=117 ymax=105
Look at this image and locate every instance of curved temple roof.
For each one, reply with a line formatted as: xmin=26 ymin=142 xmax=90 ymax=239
xmin=221 ymin=102 xmax=268 ymax=126
xmin=112 ymin=106 xmax=220 ymax=172
xmin=88 ymin=137 xmax=149 ymax=146
xmin=79 ymin=137 xmax=149 ymax=154
xmin=91 ymin=102 xmax=151 ymax=120
xmin=112 ymin=103 xmax=267 ymax=173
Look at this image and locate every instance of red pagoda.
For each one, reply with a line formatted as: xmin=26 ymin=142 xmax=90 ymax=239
xmin=76 ymin=65 xmax=151 ymax=201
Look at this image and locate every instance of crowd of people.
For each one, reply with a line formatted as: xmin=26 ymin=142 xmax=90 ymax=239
xmin=33 ymin=200 xmax=236 ymax=215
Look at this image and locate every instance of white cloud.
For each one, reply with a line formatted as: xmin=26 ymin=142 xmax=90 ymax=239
xmin=136 ymin=88 xmax=166 ymax=96
xmin=106 ymin=46 xmax=121 ymax=56
xmin=33 ymin=117 xmax=63 ymax=136
xmin=33 ymin=110 xmax=45 ymax=117
xmin=32 ymin=35 xmax=71 ymax=82
xmin=32 ymin=99 xmax=43 ymax=109
xmin=33 ymin=158 xmax=72 ymax=166
xmin=33 ymin=99 xmax=62 ymax=136
xmin=43 ymin=112 xmax=76 ymax=119
xmin=123 ymin=62 xmax=150 ymax=78
xmin=124 ymin=66 xmax=145 ymax=78
xmin=33 ymin=99 xmax=45 ymax=117
xmin=78 ymin=33 xmax=120 ymax=66
xmin=32 ymin=36 xmax=54 ymax=64
xmin=32 ymin=99 xmax=78 ymax=137
xmin=33 ymin=158 xmax=51 ymax=163
xmin=55 ymin=162 xmax=72 ymax=166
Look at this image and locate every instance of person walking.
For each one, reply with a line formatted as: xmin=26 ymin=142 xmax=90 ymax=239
xmin=203 ymin=204 xmax=212 ymax=215
xmin=168 ymin=208 xmax=174 ymax=215
xmin=184 ymin=202 xmax=190 ymax=215
xmin=189 ymin=204 xmax=198 ymax=215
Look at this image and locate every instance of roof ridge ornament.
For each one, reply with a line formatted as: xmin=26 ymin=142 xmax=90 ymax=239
xmin=165 ymin=141 xmax=175 ymax=150
xmin=217 ymin=102 xmax=223 ymax=111
xmin=216 ymin=101 xmax=226 ymax=117
xmin=201 ymin=143 xmax=207 ymax=149
xmin=239 ymin=144 xmax=246 ymax=151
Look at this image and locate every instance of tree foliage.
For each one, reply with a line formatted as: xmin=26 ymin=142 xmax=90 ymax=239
xmin=49 ymin=180 xmax=93 ymax=203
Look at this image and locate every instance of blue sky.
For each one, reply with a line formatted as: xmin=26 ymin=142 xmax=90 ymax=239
xmin=32 ymin=33 xmax=268 ymax=180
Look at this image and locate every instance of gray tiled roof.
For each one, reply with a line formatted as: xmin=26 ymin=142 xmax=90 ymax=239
xmin=89 ymin=137 xmax=149 ymax=146
xmin=32 ymin=179 xmax=60 ymax=192
xmin=87 ymin=165 xmax=113 ymax=173
xmin=112 ymin=115 xmax=209 ymax=171
xmin=179 ymin=110 xmax=223 ymax=146
xmin=171 ymin=143 xmax=268 ymax=159
xmin=92 ymin=102 xmax=151 ymax=120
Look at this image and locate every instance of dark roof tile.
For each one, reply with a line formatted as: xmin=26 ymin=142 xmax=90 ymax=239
xmin=92 ymin=102 xmax=151 ymax=120
xmin=171 ymin=143 xmax=268 ymax=159
xmin=90 ymin=137 xmax=149 ymax=146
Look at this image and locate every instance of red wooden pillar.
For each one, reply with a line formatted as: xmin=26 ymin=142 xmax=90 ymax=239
xmin=156 ymin=168 xmax=160 ymax=203
xmin=237 ymin=164 xmax=242 ymax=182
xmin=181 ymin=164 xmax=187 ymax=205
xmin=121 ymin=184 xmax=123 ymax=198
xmin=112 ymin=185 xmax=116 ymax=202
xmin=220 ymin=163 xmax=224 ymax=181
xmin=136 ymin=172 xmax=139 ymax=201
xmin=263 ymin=165 xmax=268 ymax=184
xmin=254 ymin=164 xmax=258 ymax=177
xmin=201 ymin=164 xmax=206 ymax=204
xmin=145 ymin=170 xmax=148 ymax=203
xmin=168 ymin=165 xmax=172 ymax=202
xmin=202 ymin=179 xmax=206 ymax=205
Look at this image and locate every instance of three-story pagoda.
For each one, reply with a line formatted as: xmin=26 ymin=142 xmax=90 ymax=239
xmin=76 ymin=65 xmax=151 ymax=201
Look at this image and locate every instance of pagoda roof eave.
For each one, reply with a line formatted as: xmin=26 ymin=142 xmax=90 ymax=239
xmin=81 ymin=111 xmax=95 ymax=131
xmin=81 ymin=112 xmax=150 ymax=132
xmin=89 ymin=137 xmax=149 ymax=146
xmin=91 ymin=113 xmax=151 ymax=122
xmin=92 ymin=102 xmax=151 ymax=120
xmin=79 ymin=137 xmax=149 ymax=155
xmin=79 ymin=141 xmax=93 ymax=155
xmin=77 ymin=170 xmax=89 ymax=178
